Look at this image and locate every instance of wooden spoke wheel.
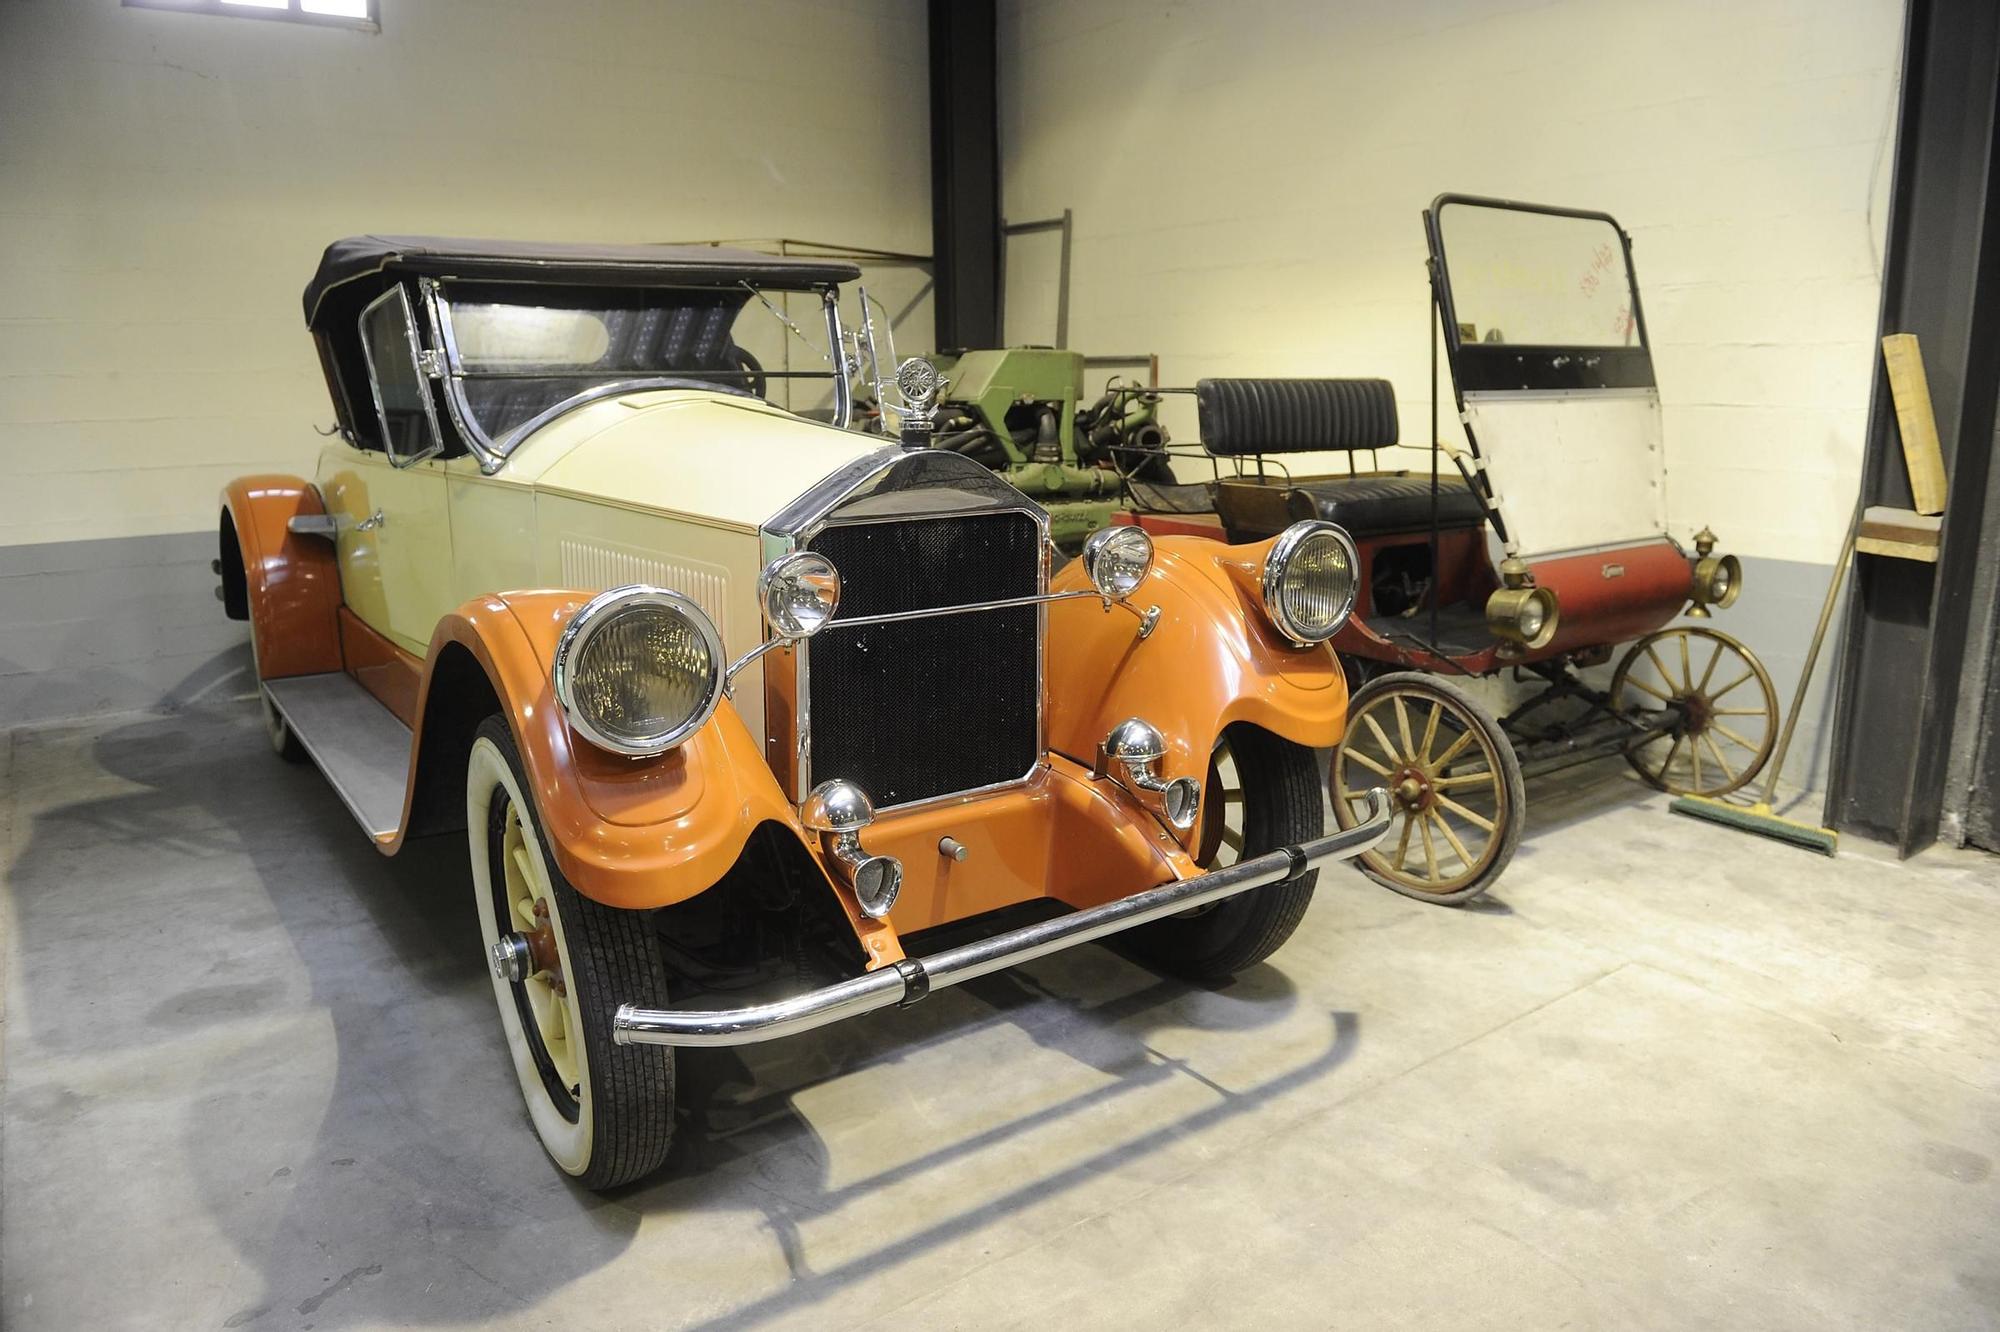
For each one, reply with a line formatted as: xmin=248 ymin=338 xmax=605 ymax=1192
xmin=1332 ymin=672 xmax=1524 ymax=906
xmin=1610 ymin=627 xmax=1777 ymax=798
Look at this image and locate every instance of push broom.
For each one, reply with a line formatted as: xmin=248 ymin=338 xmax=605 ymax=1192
xmin=1667 ymin=503 xmax=1855 ymax=856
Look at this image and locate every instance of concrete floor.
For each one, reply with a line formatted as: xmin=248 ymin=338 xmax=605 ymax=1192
xmin=4 ymin=689 xmax=1999 ymax=1332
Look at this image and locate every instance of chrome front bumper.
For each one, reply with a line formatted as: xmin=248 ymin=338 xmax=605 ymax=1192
xmin=611 ymin=787 xmax=1393 ymax=1049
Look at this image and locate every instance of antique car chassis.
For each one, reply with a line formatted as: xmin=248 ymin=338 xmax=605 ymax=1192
xmin=220 ymin=234 xmax=1389 ymax=1190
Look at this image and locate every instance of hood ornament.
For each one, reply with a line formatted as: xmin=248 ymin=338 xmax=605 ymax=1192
xmin=852 ymin=285 xmax=948 ymax=448
xmin=887 ymin=356 xmax=945 ymax=449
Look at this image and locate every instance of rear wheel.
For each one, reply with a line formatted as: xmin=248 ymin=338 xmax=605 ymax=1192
xmin=466 ymin=717 xmax=674 ymax=1190
xmin=1123 ymin=726 xmax=1324 ymax=980
xmin=1611 ymin=627 xmax=1778 ymax=797
xmin=247 ymin=616 xmax=306 ymax=763
xmin=1332 ymin=672 xmax=1523 ymax=905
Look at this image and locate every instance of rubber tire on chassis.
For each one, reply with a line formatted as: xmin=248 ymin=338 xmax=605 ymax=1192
xmin=1122 ymin=726 xmax=1324 ymax=981
xmin=247 ymin=618 xmax=306 ymax=763
xmin=465 ymin=716 xmax=674 ymax=1190
xmin=1332 ymin=672 xmax=1525 ymax=907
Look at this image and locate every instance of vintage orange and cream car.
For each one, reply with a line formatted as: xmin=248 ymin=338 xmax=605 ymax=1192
xmin=218 ymin=236 xmax=1390 ymax=1188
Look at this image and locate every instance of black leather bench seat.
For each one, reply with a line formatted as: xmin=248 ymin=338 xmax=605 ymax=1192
xmin=1285 ymin=473 xmax=1486 ymax=537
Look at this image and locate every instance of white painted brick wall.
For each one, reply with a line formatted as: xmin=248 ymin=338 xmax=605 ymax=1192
xmin=1001 ymin=0 xmax=1902 ymax=565
xmin=0 ymin=0 xmax=931 ymax=548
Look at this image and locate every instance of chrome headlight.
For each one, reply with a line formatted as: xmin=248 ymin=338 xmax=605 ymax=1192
xmin=553 ymin=586 xmax=724 ymax=757
xmin=759 ymin=551 xmax=842 ymax=639
xmin=1261 ymin=520 xmax=1358 ymax=645
xmin=1081 ymin=525 xmax=1154 ymax=601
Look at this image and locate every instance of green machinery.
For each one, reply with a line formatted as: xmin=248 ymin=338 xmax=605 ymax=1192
xmin=925 ymin=348 xmax=1172 ymax=551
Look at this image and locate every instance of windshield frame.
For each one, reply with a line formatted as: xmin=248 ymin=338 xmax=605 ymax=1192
xmin=1426 ymin=193 xmax=1657 ymax=396
xmin=418 ymin=276 xmax=852 ymax=473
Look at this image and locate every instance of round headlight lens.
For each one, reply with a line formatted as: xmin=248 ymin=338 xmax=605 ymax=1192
xmin=1693 ymin=553 xmax=1742 ymax=610
xmin=1081 ymin=525 xmax=1154 ymax=601
xmin=553 ymin=587 xmax=723 ymax=757
xmin=1516 ymin=597 xmax=1547 ymax=641
xmin=1262 ymin=521 xmax=1358 ymax=644
xmin=759 ymin=551 xmax=842 ymax=639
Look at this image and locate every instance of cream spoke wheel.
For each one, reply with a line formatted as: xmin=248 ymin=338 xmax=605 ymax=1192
xmin=1612 ymin=627 xmax=1778 ymax=797
xmin=1333 ymin=673 xmax=1524 ymax=905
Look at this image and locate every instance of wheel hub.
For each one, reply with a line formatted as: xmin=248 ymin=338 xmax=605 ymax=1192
xmin=1392 ymin=769 xmax=1432 ymax=812
xmin=491 ymin=899 xmax=565 ymax=994
xmin=1678 ymin=692 xmax=1713 ymax=735
xmin=522 ymin=899 xmax=565 ymax=994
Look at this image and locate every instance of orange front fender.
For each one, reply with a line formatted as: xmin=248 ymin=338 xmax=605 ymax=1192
xmin=1047 ymin=534 xmax=1349 ymax=804
xmin=220 ymin=475 xmax=342 ymax=678
xmin=393 ymin=592 xmax=901 ymax=964
xmin=390 ymin=592 xmax=796 ymax=908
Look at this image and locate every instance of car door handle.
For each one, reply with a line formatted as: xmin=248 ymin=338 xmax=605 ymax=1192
xmin=355 ymin=509 xmax=387 ymax=531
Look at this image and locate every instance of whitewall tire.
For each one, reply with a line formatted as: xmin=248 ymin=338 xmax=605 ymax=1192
xmin=465 ymin=717 xmax=674 ymax=1189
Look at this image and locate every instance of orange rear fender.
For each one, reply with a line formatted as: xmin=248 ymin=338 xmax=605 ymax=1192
xmin=219 ymin=475 xmax=343 ymax=678
xmin=1046 ymin=534 xmax=1349 ymax=792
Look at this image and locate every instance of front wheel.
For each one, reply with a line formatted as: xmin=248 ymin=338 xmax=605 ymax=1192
xmin=466 ymin=717 xmax=674 ymax=1190
xmin=1123 ymin=726 xmax=1324 ymax=980
xmin=1332 ymin=672 xmax=1524 ymax=905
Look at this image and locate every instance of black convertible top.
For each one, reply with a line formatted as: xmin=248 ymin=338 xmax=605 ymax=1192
xmin=303 ymin=235 xmax=861 ymax=328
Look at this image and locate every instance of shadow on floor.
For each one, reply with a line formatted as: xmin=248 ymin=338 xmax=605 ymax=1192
xmin=5 ymin=670 xmax=1368 ymax=1329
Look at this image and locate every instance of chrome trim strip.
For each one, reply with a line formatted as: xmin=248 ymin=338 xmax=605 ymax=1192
xmin=425 ymin=277 xmax=844 ymax=474
xmin=492 ymin=377 xmax=753 ymax=455
xmin=611 ymin=790 xmax=1393 ymax=1048
xmin=421 ymin=280 xmax=502 ymax=473
xmin=823 ymin=587 xmax=1097 ymax=630
xmin=824 ymin=289 xmax=853 ymax=430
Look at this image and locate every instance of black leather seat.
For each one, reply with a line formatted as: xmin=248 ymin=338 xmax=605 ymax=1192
xmin=1285 ymin=473 xmax=1485 ymax=536
xmin=1195 ymin=378 xmax=1488 ymax=539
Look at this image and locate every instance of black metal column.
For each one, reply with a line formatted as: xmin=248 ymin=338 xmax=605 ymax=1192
xmin=928 ymin=0 xmax=1001 ymax=350
xmin=1824 ymin=0 xmax=2000 ymax=853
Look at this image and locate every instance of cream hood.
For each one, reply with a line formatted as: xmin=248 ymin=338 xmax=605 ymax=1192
xmin=510 ymin=389 xmax=886 ymax=532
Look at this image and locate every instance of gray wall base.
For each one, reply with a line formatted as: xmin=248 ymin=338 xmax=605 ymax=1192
xmin=3 ymin=535 xmax=1846 ymax=809
xmin=1 ymin=531 xmax=250 ymax=727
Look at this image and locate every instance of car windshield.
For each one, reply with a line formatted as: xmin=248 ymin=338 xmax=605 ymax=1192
xmin=437 ymin=281 xmax=839 ymax=445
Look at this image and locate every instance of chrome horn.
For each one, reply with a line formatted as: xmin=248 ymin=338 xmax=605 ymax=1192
xmin=802 ymin=779 xmax=904 ymax=918
xmin=1095 ymin=717 xmax=1201 ymax=831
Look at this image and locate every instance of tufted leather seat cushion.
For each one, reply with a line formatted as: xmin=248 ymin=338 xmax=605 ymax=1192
xmin=1284 ymin=474 xmax=1484 ymax=536
xmin=1196 ymin=378 xmax=1399 ymax=456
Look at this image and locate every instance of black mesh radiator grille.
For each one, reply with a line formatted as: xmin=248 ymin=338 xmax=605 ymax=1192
xmin=805 ymin=511 xmax=1042 ymax=807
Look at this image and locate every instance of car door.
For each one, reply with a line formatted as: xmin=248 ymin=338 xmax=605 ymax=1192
xmin=324 ymin=284 xmax=455 ymax=659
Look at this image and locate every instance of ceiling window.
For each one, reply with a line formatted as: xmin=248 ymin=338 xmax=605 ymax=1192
xmin=124 ymin=0 xmax=379 ymax=31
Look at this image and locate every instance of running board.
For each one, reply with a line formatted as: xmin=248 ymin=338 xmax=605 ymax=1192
xmin=263 ymin=673 xmax=413 ymax=839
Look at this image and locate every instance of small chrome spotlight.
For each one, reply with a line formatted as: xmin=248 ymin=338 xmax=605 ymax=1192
xmin=802 ymin=779 xmax=903 ymax=919
xmin=1082 ymin=525 xmax=1155 ymax=601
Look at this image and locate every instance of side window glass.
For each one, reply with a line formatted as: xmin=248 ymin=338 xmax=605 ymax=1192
xmin=358 ymin=285 xmax=443 ymax=465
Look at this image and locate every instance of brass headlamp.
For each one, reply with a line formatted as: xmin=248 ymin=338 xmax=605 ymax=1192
xmin=1485 ymin=557 xmax=1559 ymax=653
xmin=1687 ymin=527 xmax=1742 ymax=618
